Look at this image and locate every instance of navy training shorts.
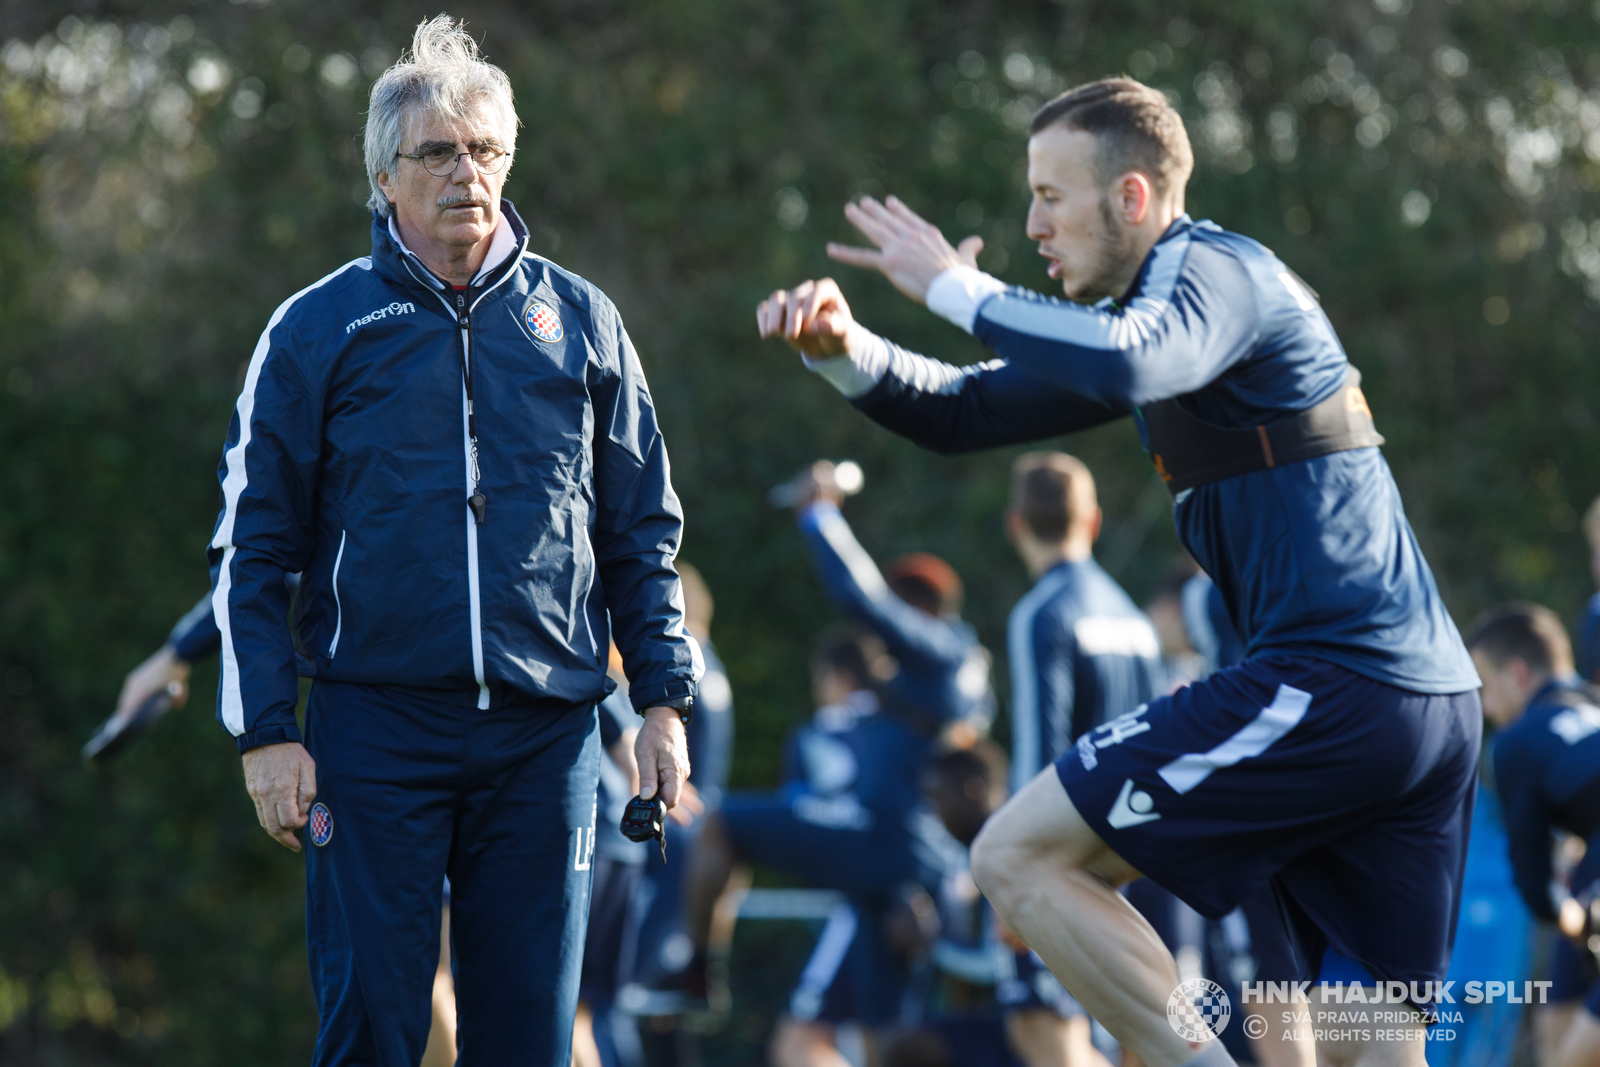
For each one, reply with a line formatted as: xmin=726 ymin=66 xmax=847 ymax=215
xmin=788 ymin=897 xmax=912 ymax=1027
xmin=1056 ymin=654 xmax=1481 ymax=1008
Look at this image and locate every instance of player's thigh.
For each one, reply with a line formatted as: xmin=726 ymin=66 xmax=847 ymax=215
xmin=972 ymin=766 xmax=1139 ymax=894
xmin=1557 ymin=1006 xmax=1600 ymax=1067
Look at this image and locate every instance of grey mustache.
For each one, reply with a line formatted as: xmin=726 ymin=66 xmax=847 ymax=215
xmin=438 ymin=194 xmax=490 ymax=208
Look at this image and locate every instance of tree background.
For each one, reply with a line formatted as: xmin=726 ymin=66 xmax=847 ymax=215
xmin=3 ymin=0 xmax=1598 ymax=1061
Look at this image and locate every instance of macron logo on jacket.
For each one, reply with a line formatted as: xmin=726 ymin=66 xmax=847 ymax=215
xmin=345 ymin=301 xmax=416 ymax=334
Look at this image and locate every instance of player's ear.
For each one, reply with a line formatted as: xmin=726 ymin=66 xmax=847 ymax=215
xmin=1119 ymin=172 xmax=1154 ymax=226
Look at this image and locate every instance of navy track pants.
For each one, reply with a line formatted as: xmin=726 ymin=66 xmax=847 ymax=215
xmin=302 ymin=681 xmax=600 ymax=1066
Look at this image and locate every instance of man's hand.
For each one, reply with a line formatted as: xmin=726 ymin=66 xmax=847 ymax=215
xmin=666 ymin=780 xmax=705 ymax=827
xmin=756 ymin=277 xmax=857 ymax=359
xmin=827 ymin=195 xmax=984 ymax=303
xmin=115 ymin=645 xmax=191 ymax=724
xmin=636 ymin=706 xmax=691 ymax=810
xmin=791 ymin=460 xmax=848 ymax=512
xmin=242 ymin=741 xmax=317 ymax=852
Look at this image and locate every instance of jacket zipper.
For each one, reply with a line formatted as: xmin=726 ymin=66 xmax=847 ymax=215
xmin=456 ymin=289 xmax=490 ymax=710
xmin=327 ymin=529 xmax=347 ymax=658
xmin=401 ymin=237 xmax=526 ymax=712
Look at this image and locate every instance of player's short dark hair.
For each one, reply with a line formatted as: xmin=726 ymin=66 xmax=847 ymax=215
xmin=924 ymin=739 xmax=1008 ymax=794
xmin=1009 ymin=451 xmax=1097 ymax=543
xmin=812 ymin=625 xmax=889 ymax=692
xmin=1029 ymin=77 xmax=1194 ymax=200
xmin=1465 ymin=602 xmax=1574 ymax=677
xmin=886 ymin=553 xmax=963 ymax=617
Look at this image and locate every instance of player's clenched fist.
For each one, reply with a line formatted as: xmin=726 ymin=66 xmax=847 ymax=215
xmin=756 ymin=278 xmax=856 ymax=359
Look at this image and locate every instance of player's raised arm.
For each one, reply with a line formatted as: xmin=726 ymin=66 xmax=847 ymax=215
xmin=756 ymin=277 xmax=1125 ymax=454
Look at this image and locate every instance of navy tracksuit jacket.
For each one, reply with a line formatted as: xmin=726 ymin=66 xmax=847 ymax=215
xmin=208 ymin=201 xmax=699 ymax=1067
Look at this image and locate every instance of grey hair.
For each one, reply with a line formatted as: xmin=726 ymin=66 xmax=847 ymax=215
xmin=363 ymin=15 xmax=518 ymax=217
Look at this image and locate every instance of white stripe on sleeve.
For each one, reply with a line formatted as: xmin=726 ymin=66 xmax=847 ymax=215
xmin=1006 ymin=567 xmax=1075 ymax=794
xmin=977 ymin=228 xmax=1192 ymax=351
xmin=213 ymin=258 xmax=370 ymax=737
xmin=926 ymin=264 xmax=1008 ymax=333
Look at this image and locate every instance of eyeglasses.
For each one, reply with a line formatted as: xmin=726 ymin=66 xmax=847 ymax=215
xmin=397 ymin=141 xmax=511 ymax=176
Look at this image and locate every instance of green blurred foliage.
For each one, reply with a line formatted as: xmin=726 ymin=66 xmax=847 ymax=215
xmin=3 ymin=0 xmax=1600 ymax=1060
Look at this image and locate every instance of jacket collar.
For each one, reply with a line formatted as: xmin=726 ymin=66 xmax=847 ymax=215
xmin=1109 ymin=213 xmax=1193 ymax=308
xmin=1528 ymin=674 xmax=1585 ymax=712
xmin=370 ymin=198 xmax=530 ymax=295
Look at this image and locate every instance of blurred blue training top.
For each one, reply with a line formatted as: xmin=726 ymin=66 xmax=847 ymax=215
xmin=831 ymin=214 xmax=1477 ymax=696
xmin=168 ymin=593 xmax=222 ymax=662
xmin=1577 ymin=593 xmax=1600 ymax=683
xmin=796 ymin=501 xmax=994 ymax=730
xmin=780 ymin=689 xmax=929 ymax=826
xmin=1491 ymin=677 xmax=1600 ymax=920
xmin=1007 ymin=557 xmax=1164 ymax=793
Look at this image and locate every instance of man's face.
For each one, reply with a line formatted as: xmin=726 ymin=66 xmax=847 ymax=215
xmin=1471 ymin=650 xmax=1532 ymax=727
xmin=1024 ymin=125 xmax=1138 ymax=303
xmin=377 ymin=105 xmax=510 ymax=253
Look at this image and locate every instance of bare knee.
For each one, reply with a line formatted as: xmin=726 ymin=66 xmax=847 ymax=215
xmin=770 ymin=1017 xmax=846 ymax=1067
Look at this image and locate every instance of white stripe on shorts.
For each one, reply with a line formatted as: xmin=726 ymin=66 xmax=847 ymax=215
xmin=1157 ymin=684 xmax=1312 ymax=795
xmin=788 ymin=902 xmax=859 ymax=1021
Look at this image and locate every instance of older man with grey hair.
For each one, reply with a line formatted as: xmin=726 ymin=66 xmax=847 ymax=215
xmin=208 ymin=16 xmax=700 ymax=1064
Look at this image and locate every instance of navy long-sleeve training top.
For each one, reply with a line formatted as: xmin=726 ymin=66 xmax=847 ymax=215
xmin=1491 ymin=678 xmax=1600 ymax=921
xmin=1006 ymin=557 xmax=1164 ymax=793
xmin=808 ymin=214 xmax=1477 ymax=697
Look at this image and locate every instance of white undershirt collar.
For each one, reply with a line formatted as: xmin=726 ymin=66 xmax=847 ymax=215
xmin=386 ymin=210 xmax=517 ymax=288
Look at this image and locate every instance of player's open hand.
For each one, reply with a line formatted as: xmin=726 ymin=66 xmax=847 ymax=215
xmin=828 ymin=195 xmax=983 ymax=303
xmin=242 ymin=741 xmax=318 ymax=852
xmin=756 ymin=277 xmax=855 ymax=359
xmin=636 ymin=706 xmax=691 ymax=811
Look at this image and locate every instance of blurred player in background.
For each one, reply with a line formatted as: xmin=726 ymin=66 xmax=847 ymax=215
xmin=904 ymin=740 xmax=1113 ymax=1067
xmin=1576 ymin=499 xmax=1600 ymax=684
xmin=686 ymin=628 xmax=936 ymax=1067
xmin=1001 ymin=450 xmax=1161 ymax=1064
xmin=1471 ymin=605 xmax=1600 ymax=1067
xmin=760 ymin=75 xmax=1482 ymax=1067
xmin=1003 ymin=451 xmax=1161 ymax=792
xmin=623 ymin=563 xmax=735 ymax=1022
xmin=790 ymin=459 xmax=994 ymax=738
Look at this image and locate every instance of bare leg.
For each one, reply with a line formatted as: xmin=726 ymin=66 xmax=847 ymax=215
xmin=1005 ymin=1009 xmax=1113 ymax=1067
xmin=687 ymin=811 xmax=741 ymax=950
xmin=1541 ymin=1004 xmax=1580 ymax=1067
xmin=1244 ymin=989 xmax=1315 ymax=1067
xmin=1307 ymin=986 xmax=1424 ymax=1067
xmin=971 ymin=771 xmax=1210 ymax=1067
xmin=1557 ymin=1007 xmax=1600 ymax=1067
xmin=421 ymin=906 xmax=457 ymax=1067
xmin=572 ymin=1002 xmax=602 ymax=1067
xmin=770 ymin=1016 xmax=850 ymax=1067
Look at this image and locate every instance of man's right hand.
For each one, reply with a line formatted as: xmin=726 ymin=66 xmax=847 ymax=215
xmin=756 ymin=277 xmax=856 ymax=359
xmin=242 ymin=741 xmax=318 ymax=852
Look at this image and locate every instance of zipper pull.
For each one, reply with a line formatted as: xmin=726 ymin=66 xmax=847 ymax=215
xmin=468 ymin=490 xmax=487 ymax=524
